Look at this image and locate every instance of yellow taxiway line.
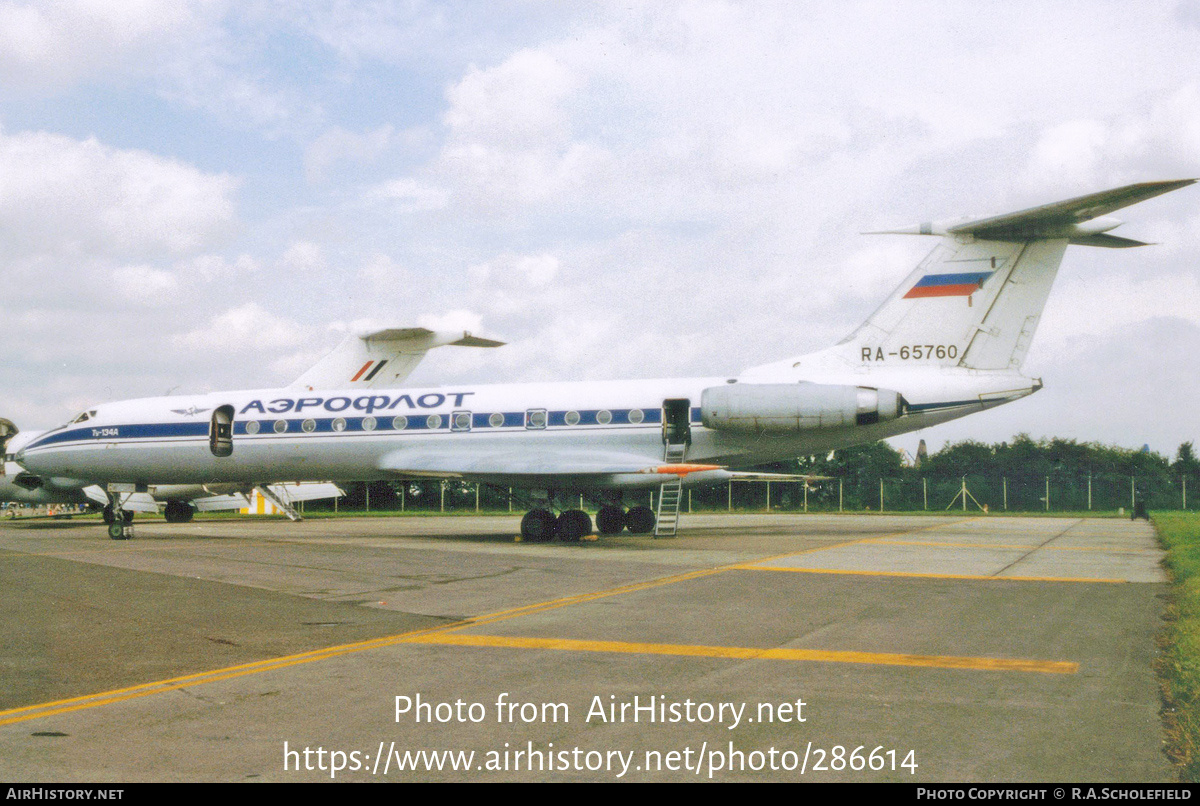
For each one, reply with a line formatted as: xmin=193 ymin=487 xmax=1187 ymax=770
xmin=735 ymin=564 xmax=1126 ymax=584
xmin=0 ymin=518 xmax=1076 ymax=726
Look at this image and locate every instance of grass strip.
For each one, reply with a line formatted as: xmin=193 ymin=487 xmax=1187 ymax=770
xmin=1153 ymin=512 xmax=1200 ymax=780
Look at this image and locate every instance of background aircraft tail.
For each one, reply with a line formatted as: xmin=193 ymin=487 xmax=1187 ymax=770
xmin=291 ymin=327 xmax=504 ymax=390
xmin=744 ymin=180 xmax=1194 ymax=378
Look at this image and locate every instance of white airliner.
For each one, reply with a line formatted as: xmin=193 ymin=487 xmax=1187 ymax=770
xmin=3 ymin=327 xmax=501 ymax=523
xmin=16 ymin=180 xmax=1194 ymax=541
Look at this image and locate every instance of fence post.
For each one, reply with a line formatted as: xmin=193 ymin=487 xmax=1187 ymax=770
xmin=839 ymin=478 xmax=843 ymax=513
xmin=440 ymin=480 xmax=445 ymax=513
xmin=1003 ymin=477 xmax=1007 ymax=511
xmin=728 ymin=481 xmax=732 ymax=512
xmin=922 ymin=477 xmax=927 ymax=511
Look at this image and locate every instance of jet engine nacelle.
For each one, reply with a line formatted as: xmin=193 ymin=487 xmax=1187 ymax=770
xmin=700 ymin=383 xmax=906 ymax=432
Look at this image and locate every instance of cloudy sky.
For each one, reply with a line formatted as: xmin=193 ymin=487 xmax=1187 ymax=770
xmin=2 ymin=0 xmax=1199 ymax=458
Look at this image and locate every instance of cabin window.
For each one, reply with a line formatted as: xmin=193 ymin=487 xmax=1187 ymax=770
xmin=332 ymin=418 xmax=347 ymax=432
xmin=273 ymin=419 xmax=288 ymax=433
xmin=451 ymin=411 xmax=471 ymax=431
xmin=564 ymin=410 xmax=581 ymax=426
xmin=210 ymin=405 xmax=235 ymax=457
xmin=302 ymin=419 xmax=316 ymax=433
xmin=596 ymin=410 xmax=612 ymax=425
xmin=362 ymin=416 xmax=377 ymax=431
xmin=245 ymin=421 xmax=261 ymax=435
xmin=525 ymin=409 xmax=547 ymax=430
xmin=426 ymin=414 xmax=443 ymax=430
xmin=489 ymin=412 xmax=504 ymax=428
xmin=628 ymin=408 xmax=645 ymax=424
xmin=391 ymin=416 xmax=407 ymax=430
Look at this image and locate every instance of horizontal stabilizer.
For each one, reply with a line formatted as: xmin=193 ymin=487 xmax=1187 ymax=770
xmin=1066 ymin=233 xmax=1149 ymax=248
xmin=362 ymin=328 xmax=505 ymax=348
xmin=868 ymin=179 xmax=1195 ymax=245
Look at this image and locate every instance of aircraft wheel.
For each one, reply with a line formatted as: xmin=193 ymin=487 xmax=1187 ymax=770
xmin=164 ymin=501 xmax=195 ymax=523
xmin=107 ymin=521 xmax=130 ymax=540
xmin=520 ymin=509 xmax=556 ymax=542
xmin=625 ymin=505 xmax=656 ymax=534
xmin=555 ymin=510 xmax=592 ymax=542
xmin=596 ymin=505 xmax=625 ymax=535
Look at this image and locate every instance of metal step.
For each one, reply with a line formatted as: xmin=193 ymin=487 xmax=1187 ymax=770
xmin=654 ymin=479 xmax=683 ymax=537
xmin=655 ymin=439 xmax=688 ymax=537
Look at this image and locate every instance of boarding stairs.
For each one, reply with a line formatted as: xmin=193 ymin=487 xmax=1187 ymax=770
xmin=255 ymin=484 xmax=303 ymax=521
xmin=654 ymin=441 xmax=688 ymax=537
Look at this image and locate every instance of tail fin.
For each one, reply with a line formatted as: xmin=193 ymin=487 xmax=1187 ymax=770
xmin=744 ymin=180 xmax=1195 ymax=378
xmin=290 ymin=327 xmax=504 ymax=390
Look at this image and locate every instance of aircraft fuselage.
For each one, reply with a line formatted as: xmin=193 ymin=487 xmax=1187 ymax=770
xmin=17 ymin=372 xmax=1035 ymax=490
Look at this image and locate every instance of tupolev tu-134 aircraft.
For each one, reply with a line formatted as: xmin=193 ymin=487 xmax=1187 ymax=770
xmin=16 ymin=180 xmax=1195 ymax=542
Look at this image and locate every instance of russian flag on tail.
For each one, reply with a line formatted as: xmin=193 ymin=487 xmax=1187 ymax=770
xmin=903 ymin=271 xmax=993 ymax=299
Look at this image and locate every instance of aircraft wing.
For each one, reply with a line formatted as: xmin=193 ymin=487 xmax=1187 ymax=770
xmin=82 ymin=486 xmax=160 ymax=513
xmin=291 ymin=327 xmax=505 ymax=390
xmin=377 ymin=447 xmax=721 ymax=483
xmin=191 ymin=482 xmax=344 ymax=512
xmin=726 ymin=471 xmax=833 ymax=482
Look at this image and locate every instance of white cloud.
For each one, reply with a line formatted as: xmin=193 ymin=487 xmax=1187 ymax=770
xmin=111 ymin=264 xmax=181 ymax=306
xmin=173 ymin=303 xmax=304 ymax=352
xmin=277 ymin=241 xmax=325 ymax=273
xmin=305 ymin=124 xmax=397 ymax=182
xmin=0 ymin=0 xmax=205 ymax=88
xmin=368 ymin=178 xmax=449 ymax=213
xmin=0 ymin=130 xmax=238 ymax=258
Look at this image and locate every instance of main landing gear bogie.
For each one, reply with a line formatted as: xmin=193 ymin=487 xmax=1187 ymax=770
xmin=517 ymin=504 xmax=658 ymax=541
xmin=101 ymin=505 xmax=134 ymax=526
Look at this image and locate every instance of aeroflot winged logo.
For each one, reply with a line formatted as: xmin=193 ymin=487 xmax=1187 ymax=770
xmin=171 ymin=406 xmax=211 ymax=417
xmin=903 ymin=271 xmax=994 ymax=299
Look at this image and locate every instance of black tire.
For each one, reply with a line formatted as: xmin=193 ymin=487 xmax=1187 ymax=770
xmin=164 ymin=501 xmax=195 ymax=523
xmin=625 ymin=505 xmax=656 ymax=534
xmin=596 ymin=505 xmax=625 ymax=535
xmin=555 ymin=510 xmax=592 ymax=542
xmin=521 ymin=509 xmax=556 ymax=542
xmin=107 ymin=521 xmax=129 ymax=540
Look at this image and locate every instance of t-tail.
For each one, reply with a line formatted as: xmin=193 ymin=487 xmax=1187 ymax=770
xmin=744 ymin=179 xmax=1195 ymax=380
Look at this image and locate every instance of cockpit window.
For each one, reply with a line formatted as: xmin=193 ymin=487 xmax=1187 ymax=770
xmin=70 ymin=410 xmax=97 ymax=424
